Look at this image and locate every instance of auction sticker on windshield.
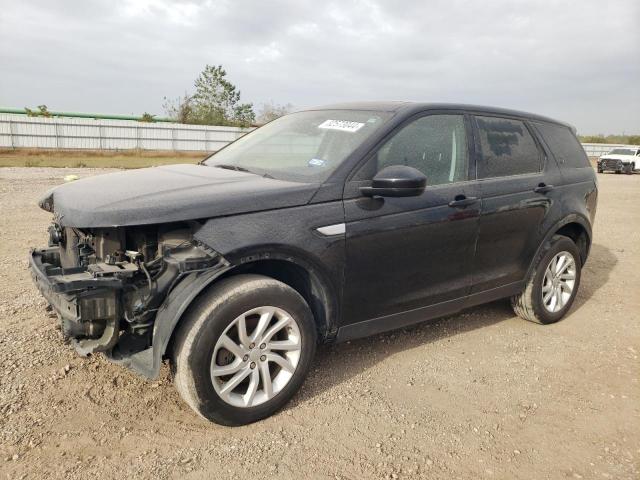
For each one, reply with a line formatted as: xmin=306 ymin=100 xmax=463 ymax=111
xmin=318 ymin=119 xmax=365 ymax=133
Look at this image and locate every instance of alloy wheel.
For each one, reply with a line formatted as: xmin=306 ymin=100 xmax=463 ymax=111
xmin=210 ymin=306 xmax=302 ymax=408
xmin=541 ymin=251 xmax=577 ymax=313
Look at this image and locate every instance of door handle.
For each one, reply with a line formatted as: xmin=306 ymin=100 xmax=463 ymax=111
xmin=534 ymin=183 xmax=554 ymax=194
xmin=448 ymin=195 xmax=478 ymax=208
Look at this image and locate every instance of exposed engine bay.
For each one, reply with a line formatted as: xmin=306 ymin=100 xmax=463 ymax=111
xmin=28 ymin=163 xmax=325 ymax=379
xmin=30 ymin=222 xmax=226 ymax=359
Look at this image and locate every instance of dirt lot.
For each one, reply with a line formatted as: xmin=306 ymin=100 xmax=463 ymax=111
xmin=0 ymin=167 xmax=638 ymax=479
xmin=0 ymin=150 xmax=204 ymax=169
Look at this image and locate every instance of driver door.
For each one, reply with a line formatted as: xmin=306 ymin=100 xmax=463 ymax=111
xmin=340 ymin=113 xmax=480 ymax=333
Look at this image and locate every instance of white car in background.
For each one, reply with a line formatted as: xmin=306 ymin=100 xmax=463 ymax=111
xmin=597 ymin=147 xmax=640 ymax=174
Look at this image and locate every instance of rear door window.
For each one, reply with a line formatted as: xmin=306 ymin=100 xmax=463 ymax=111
xmin=475 ymin=116 xmax=541 ymax=178
xmin=535 ymin=122 xmax=590 ymax=168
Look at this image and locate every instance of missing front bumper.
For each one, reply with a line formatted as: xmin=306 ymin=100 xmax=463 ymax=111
xmin=29 ymin=247 xmax=132 ymax=355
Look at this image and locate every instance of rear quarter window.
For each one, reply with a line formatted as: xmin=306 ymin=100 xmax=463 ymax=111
xmin=475 ymin=116 xmax=541 ymax=178
xmin=535 ymin=122 xmax=590 ymax=168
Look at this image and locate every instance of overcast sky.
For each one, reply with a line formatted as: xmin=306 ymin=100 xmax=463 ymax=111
xmin=1 ymin=0 xmax=638 ymax=134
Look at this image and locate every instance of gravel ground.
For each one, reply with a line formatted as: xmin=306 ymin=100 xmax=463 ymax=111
xmin=0 ymin=167 xmax=638 ymax=480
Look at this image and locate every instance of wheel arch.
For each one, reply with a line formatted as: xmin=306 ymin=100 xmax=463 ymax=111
xmin=159 ymin=247 xmax=336 ymax=368
xmin=554 ymin=220 xmax=591 ymax=265
xmin=128 ymin=247 xmax=338 ymax=380
xmin=214 ymin=252 xmax=339 ymax=342
xmin=527 ymin=215 xmax=592 ymax=280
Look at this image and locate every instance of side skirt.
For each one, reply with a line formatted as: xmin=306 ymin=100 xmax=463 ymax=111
xmin=335 ymin=281 xmax=524 ymax=343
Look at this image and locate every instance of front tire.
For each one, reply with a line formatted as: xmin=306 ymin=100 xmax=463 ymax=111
xmin=172 ymin=274 xmax=317 ymax=425
xmin=511 ymin=235 xmax=582 ymax=324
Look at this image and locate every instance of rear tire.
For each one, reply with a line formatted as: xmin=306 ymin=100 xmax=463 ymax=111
xmin=172 ymin=274 xmax=317 ymax=425
xmin=511 ymin=235 xmax=582 ymax=325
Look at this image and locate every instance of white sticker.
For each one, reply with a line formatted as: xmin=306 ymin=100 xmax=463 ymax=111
xmin=318 ymin=119 xmax=365 ymax=133
xmin=308 ymin=158 xmax=326 ymax=167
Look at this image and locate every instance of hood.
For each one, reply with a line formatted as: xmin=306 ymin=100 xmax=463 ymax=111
xmin=600 ymin=154 xmax=635 ymax=161
xmin=42 ymin=164 xmax=320 ymax=228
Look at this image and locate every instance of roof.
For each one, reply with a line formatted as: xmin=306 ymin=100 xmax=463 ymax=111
xmin=305 ymin=101 xmax=573 ymax=130
xmin=308 ymin=101 xmax=412 ymax=112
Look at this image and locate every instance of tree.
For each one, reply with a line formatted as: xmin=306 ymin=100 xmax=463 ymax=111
xmin=25 ymin=105 xmax=51 ymax=117
xmin=140 ymin=112 xmax=156 ymax=122
xmin=579 ymin=134 xmax=640 ymax=145
xmin=256 ymin=101 xmax=293 ymax=125
xmin=163 ymin=93 xmax=195 ymax=124
xmin=232 ymin=103 xmax=257 ymax=128
xmin=164 ymin=65 xmax=255 ymax=127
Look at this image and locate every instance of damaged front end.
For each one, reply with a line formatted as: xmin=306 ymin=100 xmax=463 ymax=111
xmin=29 ymin=222 xmax=228 ymax=366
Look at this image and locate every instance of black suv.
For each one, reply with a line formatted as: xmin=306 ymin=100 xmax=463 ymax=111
xmin=30 ymin=102 xmax=597 ymax=425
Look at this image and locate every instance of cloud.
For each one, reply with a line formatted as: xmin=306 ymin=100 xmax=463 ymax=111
xmin=245 ymin=42 xmax=283 ymax=63
xmin=119 ymin=0 xmax=205 ymax=26
xmin=0 ymin=0 xmax=638 ymax=133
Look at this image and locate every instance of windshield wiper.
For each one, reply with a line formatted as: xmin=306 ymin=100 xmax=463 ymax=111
xmin=214 ymin=164 xmax=253 ymax=173
xmin=215 ymin=164 xmax=275 ymax=179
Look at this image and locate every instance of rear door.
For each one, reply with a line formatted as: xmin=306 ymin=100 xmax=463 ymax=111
xmin=471 ymin=115 xmax=562 ymax=293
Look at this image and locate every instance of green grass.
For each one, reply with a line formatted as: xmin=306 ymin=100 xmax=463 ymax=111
xmin=0 ymin=149 xmax=208 ymax=169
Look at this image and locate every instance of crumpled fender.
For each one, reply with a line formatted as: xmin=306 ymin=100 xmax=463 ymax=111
xmin=114 ymin=264 xmax=232 ymax=379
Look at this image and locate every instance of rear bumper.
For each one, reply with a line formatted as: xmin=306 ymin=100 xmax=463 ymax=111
xmin=29 ymin=247 xmax=126 ymax=354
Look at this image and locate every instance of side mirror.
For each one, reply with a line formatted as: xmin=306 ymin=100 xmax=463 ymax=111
xmin=360 ymin=165 xmax=427 ymax=198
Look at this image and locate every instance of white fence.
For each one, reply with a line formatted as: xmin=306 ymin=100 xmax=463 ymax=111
xmin=0 ymin=113 xmax=635 ymax=157
xmin=0 ymin=114 xmax=251 ymax=152
xmin=581 ymin=143 xmax=637 ymax=158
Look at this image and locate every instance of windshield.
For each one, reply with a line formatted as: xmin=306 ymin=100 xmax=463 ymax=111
xmin=204 ymin=109 xmax=393 ymax=182
xmin=609 ymin=148 xmax=635 ymax=155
